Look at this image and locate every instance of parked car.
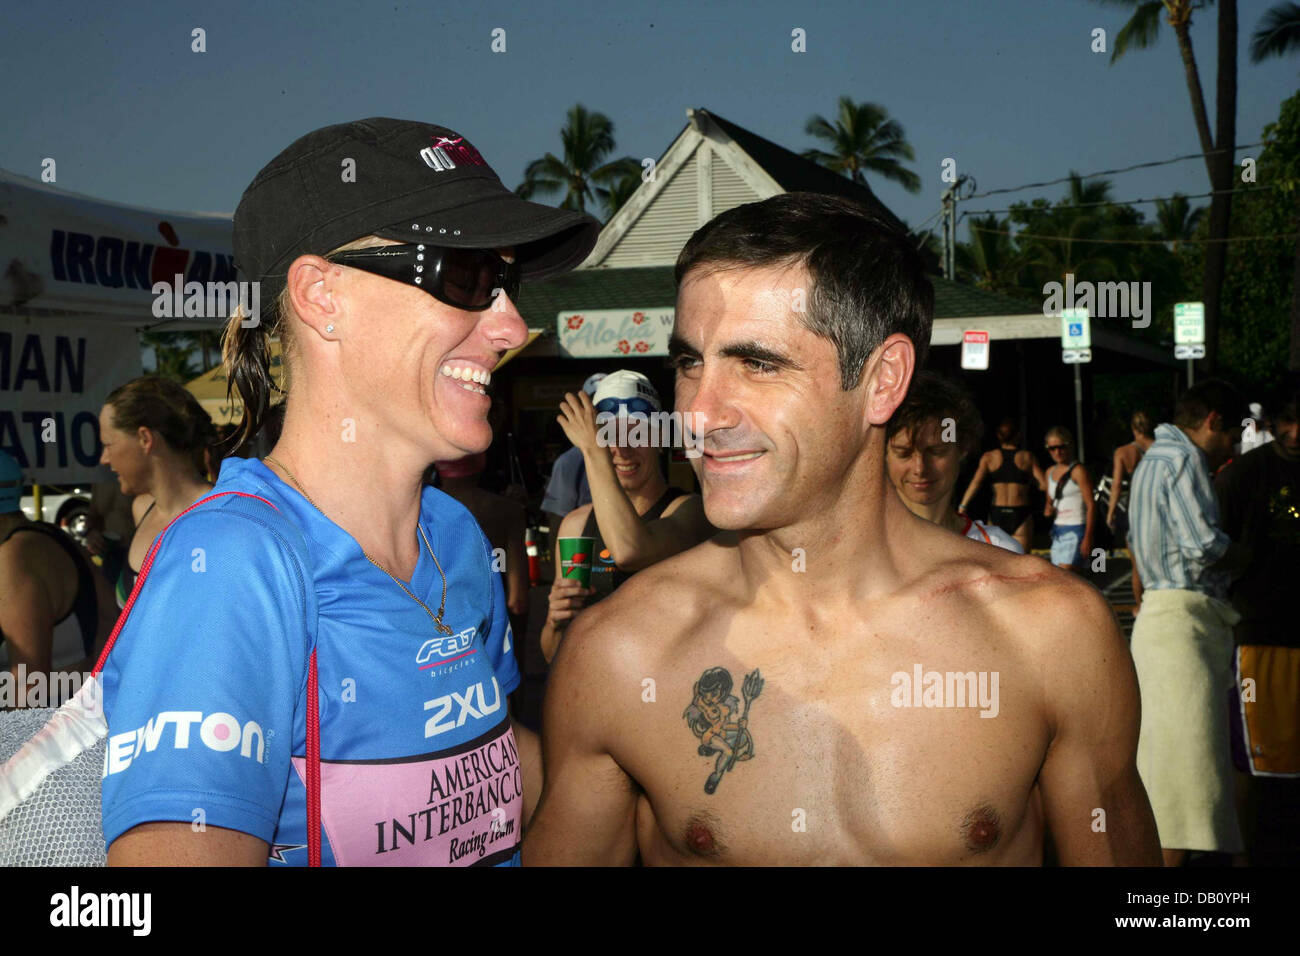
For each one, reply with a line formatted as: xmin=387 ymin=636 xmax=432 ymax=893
xmin=19 ymin=484 xmax=93 ymax=543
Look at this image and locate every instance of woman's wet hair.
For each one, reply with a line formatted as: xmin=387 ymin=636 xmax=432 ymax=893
xmin=220 ymin=234 xmax=388 ymax=451
xmin=104 ymin=376 xmax=216 ymax=479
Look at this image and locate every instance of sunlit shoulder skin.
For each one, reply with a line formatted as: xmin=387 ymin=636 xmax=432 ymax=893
xmin=525 ymin=239 xmax=1160 ymax=867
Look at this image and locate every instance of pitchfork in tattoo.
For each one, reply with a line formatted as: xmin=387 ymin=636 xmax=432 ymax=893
xmin=683 ymin=667 xmax=764 ymax=794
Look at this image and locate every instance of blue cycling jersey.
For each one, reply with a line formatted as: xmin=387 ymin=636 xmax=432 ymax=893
xmin=100 ymin=457 xmax=522 ymax=866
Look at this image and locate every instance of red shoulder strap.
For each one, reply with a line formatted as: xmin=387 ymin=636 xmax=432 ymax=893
xmin=306 ymin=649 xmax=321 ymax=867
xmin=89 ymin=489 xmax=323 ymax=867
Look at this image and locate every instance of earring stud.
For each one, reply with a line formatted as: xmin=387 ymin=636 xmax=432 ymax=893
xmin=326 ymin=324 xmax=335 ymax=333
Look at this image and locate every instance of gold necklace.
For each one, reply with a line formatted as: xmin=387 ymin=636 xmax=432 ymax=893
xmin=264 ymin=455 xmax=453 ymax=635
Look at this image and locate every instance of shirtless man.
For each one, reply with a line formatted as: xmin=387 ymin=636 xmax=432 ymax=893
xmin=524 ymin=193 xmax=1160 ymax=866
xmin=958 ymin=419 xmax=1046 ymax=553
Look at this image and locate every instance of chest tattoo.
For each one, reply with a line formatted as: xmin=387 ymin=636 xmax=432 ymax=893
xmin=682 ymin=667 xmax=764 ymax=794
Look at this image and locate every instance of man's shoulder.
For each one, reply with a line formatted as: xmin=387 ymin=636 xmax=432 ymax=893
xmin=917 ymin=537 xmax=1109 ymax=649
xmin=557 ymin=535 xmax=729 ymax=673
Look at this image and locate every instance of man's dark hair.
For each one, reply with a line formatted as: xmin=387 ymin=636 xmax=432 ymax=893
xmin=886 ymin=371 xmax=984 ymax=457
xmin=1263 ymin=372 xmax=1300 ymax=427
xmin=674 ymin=192 xmax=934 ymax=389
xmin=1174 ymin=379 xmax=1246 ymax=431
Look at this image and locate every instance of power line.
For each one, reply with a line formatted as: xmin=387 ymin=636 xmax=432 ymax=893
xmin=907 ymin=207 xmax=944 ymax=236
xmin=967 ymin=224 xmax=1298 ymax=245
xmin=961 ymin=179 xmax=1295 ymax=218
xmin=965 ymin=141 xmax=1268 ymax=201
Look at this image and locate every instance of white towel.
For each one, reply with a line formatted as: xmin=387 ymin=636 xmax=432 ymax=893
xmin=1131 ymin=588 xmax=1243 ymax=853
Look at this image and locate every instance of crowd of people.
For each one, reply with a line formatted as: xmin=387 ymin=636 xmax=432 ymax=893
xmin=1 ymin=116 xmax=1296 ymax=868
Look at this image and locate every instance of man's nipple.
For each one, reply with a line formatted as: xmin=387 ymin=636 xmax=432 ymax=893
xmin=963 ymin=805 xmax=1001 ymax=853
xmin=684 ymin=812 xmax=723 ymax=857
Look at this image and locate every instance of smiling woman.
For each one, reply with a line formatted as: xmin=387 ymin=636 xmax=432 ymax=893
xmin=87 ymin=117 xmax=601 ymax=868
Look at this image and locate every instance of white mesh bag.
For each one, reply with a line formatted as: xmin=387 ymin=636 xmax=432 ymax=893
xmin=0 ymin=679 xmax=108 ymax=866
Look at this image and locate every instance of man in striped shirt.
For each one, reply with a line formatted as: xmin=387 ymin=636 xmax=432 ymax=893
xmin=1128 ymin=379 xmax=1253 ymax=866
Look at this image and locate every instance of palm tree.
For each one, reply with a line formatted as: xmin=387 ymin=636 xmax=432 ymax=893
xmin=1101 ymin=1 xmax=1217 ymax=176
xmin=515 ymin=105 xmax=641 ymax=217
xmin=1250 ymin=2 xmax=1300 ymax=60
xmin=1094 ymin=0 xmax=1237 ymax=372
xmin=598 ymin=163 xmax=646 ymax=221
xmin=1154 ymin=193 xmax=1206 ymax=251
xmin=1013 ymin=173 xmax=1123 ymax=288
xmin=802 ymin=97 xmax=921 ymax=194
xmin=142 ymin=331 xmax=199 ymax=382
xmin=1251 ymin=2 xmax=1300 ymax=369
xmin=956 ymin=214 xmax=1022 ymax=293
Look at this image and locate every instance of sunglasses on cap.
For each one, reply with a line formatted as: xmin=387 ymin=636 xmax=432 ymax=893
xmin=325 ymin=243 xmax=521 ymax=312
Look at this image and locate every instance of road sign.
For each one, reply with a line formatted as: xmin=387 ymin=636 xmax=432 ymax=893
xmin=961 ymin=330 xmax=989 ymax=370
xmin=1062 ymin=348 xmax=1092 ymax=364
xmin=1174 ymin=301 xmax=1205 ymax=345
xmin=1060 ymin=308 xmax=1091 ymax=349
xmin=1174 ymin=343 xmax=1206 ymax=360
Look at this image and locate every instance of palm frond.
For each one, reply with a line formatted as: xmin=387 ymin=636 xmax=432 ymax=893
xmin=1250 ymin=2 xmax=1300 ymax=61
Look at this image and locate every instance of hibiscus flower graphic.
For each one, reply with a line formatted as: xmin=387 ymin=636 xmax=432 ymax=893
xmin=634 ymin=341 xmax=649 ymax=353
xmin=631 ymin=311 xmax=646 ymax=325
xmin=566 ymin=315 xmax=584 ymax=330
xmin=617 ymin=339 xmax=631 ymax=354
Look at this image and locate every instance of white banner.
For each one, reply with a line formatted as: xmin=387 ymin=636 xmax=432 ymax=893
xmin=0 ymin=169 xmax=232 ymax=322
xmin=557 ymin=309 xmax=674 ymax=358
xmin=1 ymin=315 xmax=141 ymax=484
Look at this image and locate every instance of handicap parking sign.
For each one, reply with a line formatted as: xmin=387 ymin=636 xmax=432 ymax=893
xmin=1060 ymin=308 xmax=1090 ymax=349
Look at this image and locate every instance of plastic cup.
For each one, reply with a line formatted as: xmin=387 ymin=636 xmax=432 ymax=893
xmin=558 ymin=536 xmax=595 ymax=587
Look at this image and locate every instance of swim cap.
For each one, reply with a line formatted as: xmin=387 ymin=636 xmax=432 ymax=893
xmin=593 ymin=370 xmax=661 ymax=416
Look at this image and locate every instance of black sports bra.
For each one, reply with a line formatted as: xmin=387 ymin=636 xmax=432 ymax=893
xmin=990 ymin=448 xmax=1031 ymax=486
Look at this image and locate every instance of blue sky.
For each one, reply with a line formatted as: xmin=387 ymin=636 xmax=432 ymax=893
xmin=3 ymin=0 xmax=1296 ymax=239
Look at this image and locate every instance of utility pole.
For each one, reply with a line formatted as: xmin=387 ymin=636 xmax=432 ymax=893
xmin=941 ymin=184 xmax=956 ymax=280
xmin=940 ymin=175 xmax=974 ymax=280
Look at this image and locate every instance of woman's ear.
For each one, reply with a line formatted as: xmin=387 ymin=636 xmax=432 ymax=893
xmin=285 ymin=254 xmax=343 ymax=341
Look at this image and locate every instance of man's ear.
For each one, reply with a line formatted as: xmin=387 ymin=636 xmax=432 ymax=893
xmin=861 ymin=333 xmax=916 ymax=427
xmin=285 ymin=254 xmax=343 ymax=340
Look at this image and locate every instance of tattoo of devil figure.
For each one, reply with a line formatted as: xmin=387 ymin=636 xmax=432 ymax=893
xmin=683 ymin=667 xmax=764 ymax=794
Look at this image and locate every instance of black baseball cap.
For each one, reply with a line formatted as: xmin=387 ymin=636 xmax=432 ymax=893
xmin=233 ymin=118 xmax=600 ymax=302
